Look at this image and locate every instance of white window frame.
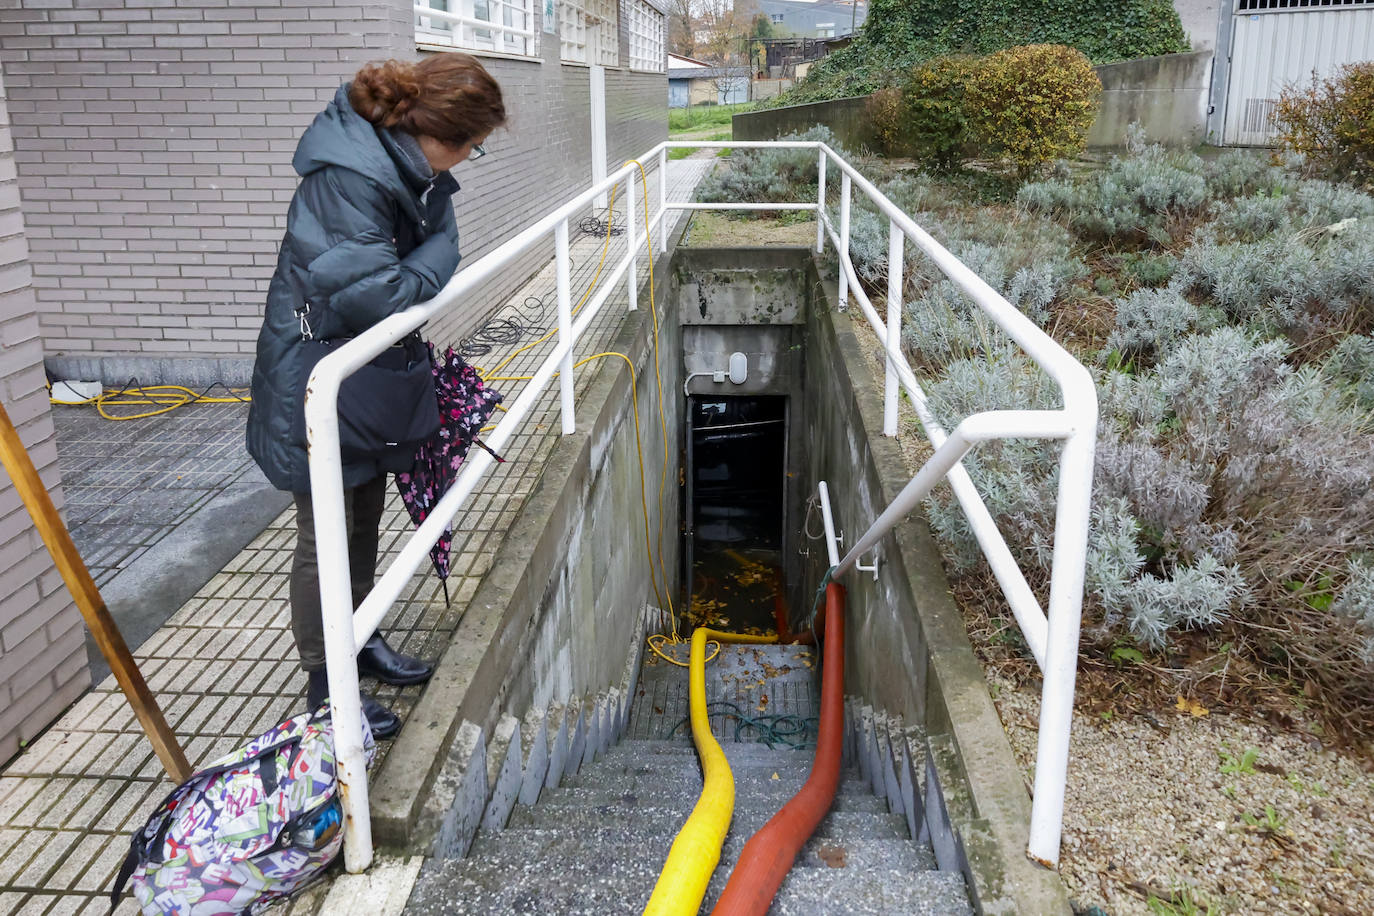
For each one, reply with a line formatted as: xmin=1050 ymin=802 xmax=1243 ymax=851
xmin=628 ymin=0 xmax=664 ymax=72
xmin=415 ymin=0 xmax=539 ymax=59
xmin=561 ymin=0 xmax=619 ymax=66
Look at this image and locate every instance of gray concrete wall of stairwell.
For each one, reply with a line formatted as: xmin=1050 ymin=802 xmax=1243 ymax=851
xmin=802 ymin=272 xmax=1070 ymax=914
xmin=0 ymin=67 xmax=91 ymax=768
xmin=0 ymin=0 xmax=665 ymax=386
xmin=369 ymin=243 xmax=684 ymax=846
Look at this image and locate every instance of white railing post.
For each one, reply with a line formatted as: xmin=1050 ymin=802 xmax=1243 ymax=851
xmin=627 ymin=174 xmax=638 ymax=312
xmin=304 ymin=384 xmax=372 ymax=873
xmin=883 ymin=218 xmax=903 ymax=437
xmin=658 ymin=146 xmax=668 ymax=254
xmin=838 ymin=172 xmax=851 ymax=311
xmin=555 ymin=218 xmax=575 ymax=435
xmin=1027 ymin=425 xmax=1096 ymax=866
xmin=816 ymin=149 xmax=827 ymax=254
xmin=816 ymin=480 xmax=842 ymax=568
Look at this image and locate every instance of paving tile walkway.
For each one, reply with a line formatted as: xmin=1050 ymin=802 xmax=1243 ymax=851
xmin=1 ymin=158 xmax=714 ymax=914
xmin=54 ymin=401 xmax=256 ymax=589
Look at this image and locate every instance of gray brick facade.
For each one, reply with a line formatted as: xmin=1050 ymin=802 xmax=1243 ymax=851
xmin=0 ymin=0 xmax=666 ymax=383
xmin=0 ymin=65 xmax=91 ymax=767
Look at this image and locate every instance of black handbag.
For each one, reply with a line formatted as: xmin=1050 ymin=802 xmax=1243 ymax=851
xmin=293 ymin=305 xmax=440 ymax=473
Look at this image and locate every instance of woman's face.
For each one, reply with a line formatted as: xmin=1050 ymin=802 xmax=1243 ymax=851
xmin=417 ymin=132 xmax=492 ymax=173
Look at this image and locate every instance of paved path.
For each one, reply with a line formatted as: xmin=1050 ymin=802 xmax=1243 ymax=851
xmin=2 ymin=158 xmax=713 ymax=914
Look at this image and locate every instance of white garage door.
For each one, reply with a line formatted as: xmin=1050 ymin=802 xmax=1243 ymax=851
xmin=1223 ymin=0 xmax=1374 ymax=146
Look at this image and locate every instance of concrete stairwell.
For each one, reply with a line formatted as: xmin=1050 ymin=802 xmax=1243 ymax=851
xmin=407 ymin=642 xmax=974 ymax=915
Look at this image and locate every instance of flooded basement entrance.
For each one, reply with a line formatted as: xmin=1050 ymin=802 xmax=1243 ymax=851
xmin=686 ymin=395 xmax=789 ymax=635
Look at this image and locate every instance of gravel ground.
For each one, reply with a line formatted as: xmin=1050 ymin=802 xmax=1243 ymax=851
xmin=839 ymin=316 xmax=1374 ymax=915
xmin=991 ymin=670 xmax=1374 ymax=915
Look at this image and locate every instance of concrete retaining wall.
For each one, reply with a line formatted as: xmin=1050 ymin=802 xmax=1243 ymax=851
xmin=732 ymin=94 xmax=877 ymax=151
xmin=1088 ymin=50 xmax=1213 ymax=148
xmin=734 ymin=49 xmax=1214 ymax=153
xmin=370 ymin=222 xmax=685 ymax=847
xmin=801 ymin=277 xmax=1071 ymax=914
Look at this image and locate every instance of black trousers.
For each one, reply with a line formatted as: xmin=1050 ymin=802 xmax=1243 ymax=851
xmin=289 ymin=476 xmax=387 ymax=672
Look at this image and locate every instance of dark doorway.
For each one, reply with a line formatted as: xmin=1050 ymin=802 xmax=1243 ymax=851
xmin=686 ymin=396 xmax=787 ymax=634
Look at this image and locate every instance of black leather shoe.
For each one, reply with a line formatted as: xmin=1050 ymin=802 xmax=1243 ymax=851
xmin=362 ymin=696 xmax=400 ymax=740
xmin=357 ymin=633 xmax=434 ymax=686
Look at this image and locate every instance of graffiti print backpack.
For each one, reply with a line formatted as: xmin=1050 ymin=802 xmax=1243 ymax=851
xmin=111 ymin=703 xmax=374 ymax=915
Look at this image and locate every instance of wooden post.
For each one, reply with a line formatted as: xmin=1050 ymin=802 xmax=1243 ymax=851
xmin=0 ymin=400 xmax=190 ymax=783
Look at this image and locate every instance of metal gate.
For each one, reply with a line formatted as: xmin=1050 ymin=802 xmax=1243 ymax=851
xmin=1221 ymin=0 xmax=1374 ymax=146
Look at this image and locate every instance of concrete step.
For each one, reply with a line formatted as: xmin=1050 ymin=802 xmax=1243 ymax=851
xmin=407 ymin=852 xmax=968 ymax=915
xmin=469 ymin=827 xmax=937 ymax=874
xmin=604 ymin=739 xmax=818 ymax=761
xmin=558 ymin=770 xmax=878 ymax=799
xmin=762 ymin=867 xmax=971 ymax=916
xmin=538 ymin=783 xmax=891 ymax=813
xmin=506 ymin=801 xmax=911 ymax=840
xmin=580 ymin=750 xmax=829 ymax=775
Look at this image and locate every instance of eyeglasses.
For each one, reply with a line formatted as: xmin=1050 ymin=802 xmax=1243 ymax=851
xmin=469 ymin=143 xmax=487 ymax=161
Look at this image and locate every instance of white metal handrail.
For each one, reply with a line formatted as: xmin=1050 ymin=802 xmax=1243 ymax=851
xmin=799 ymin=142 xmax=1095 ymax=867
xmin=306 ymin=140 xmax=1092 ymax=874
xmin=661 ymin=141 xmax=1094 ymax=865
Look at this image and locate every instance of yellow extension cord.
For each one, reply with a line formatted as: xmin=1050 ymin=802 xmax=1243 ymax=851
xmin=642 ymin=626 xmax=777 ymax=916
xmin=478 ymin=161 xmax=706 ymax=670
xmin=49 ymin=383 xmax=250 ymax=421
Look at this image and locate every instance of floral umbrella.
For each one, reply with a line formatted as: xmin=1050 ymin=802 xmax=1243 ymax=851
xmin=395 ymin=344 xmax=503 ymax=599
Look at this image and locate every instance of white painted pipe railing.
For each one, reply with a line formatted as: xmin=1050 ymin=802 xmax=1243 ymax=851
xmin=800 ymin=143 xmax=1097 ymax=868
xmin=305 ymin=139 xmax=1094 ymax=874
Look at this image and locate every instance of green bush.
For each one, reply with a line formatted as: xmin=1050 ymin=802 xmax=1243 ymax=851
xmin=766 ymin=0 xmax=1186 ymax=109
xmin=901 ymin=55 xmax=982 ymax=169
xmin=964 ymin=45 xmax=1102 ymax=176
xmin=1274 ymin=62 xmax=1374 ymax=187
xmin=865 ymin=88 xmax=906 ymax=157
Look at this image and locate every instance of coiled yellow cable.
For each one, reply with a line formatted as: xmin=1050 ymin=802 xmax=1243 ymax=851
xmin=50 ymin=383 xmax=250 ymax=421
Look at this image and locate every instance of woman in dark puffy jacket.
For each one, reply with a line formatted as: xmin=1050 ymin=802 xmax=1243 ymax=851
xmin=247 ymin=55 xmax=506 ymax=738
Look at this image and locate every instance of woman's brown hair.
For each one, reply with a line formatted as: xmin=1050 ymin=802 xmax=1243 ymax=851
xmin=350 ymin=54 xmax=506 ymax=146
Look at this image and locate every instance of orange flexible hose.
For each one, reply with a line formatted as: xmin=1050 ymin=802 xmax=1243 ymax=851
xmin=710 ymin=582 xmax=846 ymax=915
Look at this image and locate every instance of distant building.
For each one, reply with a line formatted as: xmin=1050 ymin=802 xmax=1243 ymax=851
xmin=753 ymin=0 xmax=868 ymax=39
xmin=669 ymin=54 xmax=748 ymax=106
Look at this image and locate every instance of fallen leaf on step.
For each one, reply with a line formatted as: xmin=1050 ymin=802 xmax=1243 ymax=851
xmin=771 ymin=772 xmax=780 ymax=780
xmin=816 ymin=844 xmax=848 ymax=868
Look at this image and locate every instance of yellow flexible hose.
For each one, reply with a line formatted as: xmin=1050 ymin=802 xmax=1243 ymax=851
xmin=642 ymin=627 xmax=777 ymax=916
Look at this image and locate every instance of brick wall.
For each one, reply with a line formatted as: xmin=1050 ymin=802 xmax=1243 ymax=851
xmin=0 ymin=0 xmax=666 ymax=384
xmin=0 ymin=66 xmax=90 ymax=766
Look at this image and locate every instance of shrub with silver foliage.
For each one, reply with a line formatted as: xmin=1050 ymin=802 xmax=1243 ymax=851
xmin=1107 ymin=286 xmax=1216 ymax=358
xmin=1333 ymin=558 xmax=1374 ymax=666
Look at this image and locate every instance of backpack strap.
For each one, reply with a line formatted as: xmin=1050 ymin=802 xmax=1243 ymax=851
xmin=109 ymin=831 xmax=144 ymax=911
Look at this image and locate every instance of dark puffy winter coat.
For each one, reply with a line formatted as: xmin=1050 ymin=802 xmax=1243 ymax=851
xmin=246 ymin=85 xmax=462 ymax=494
